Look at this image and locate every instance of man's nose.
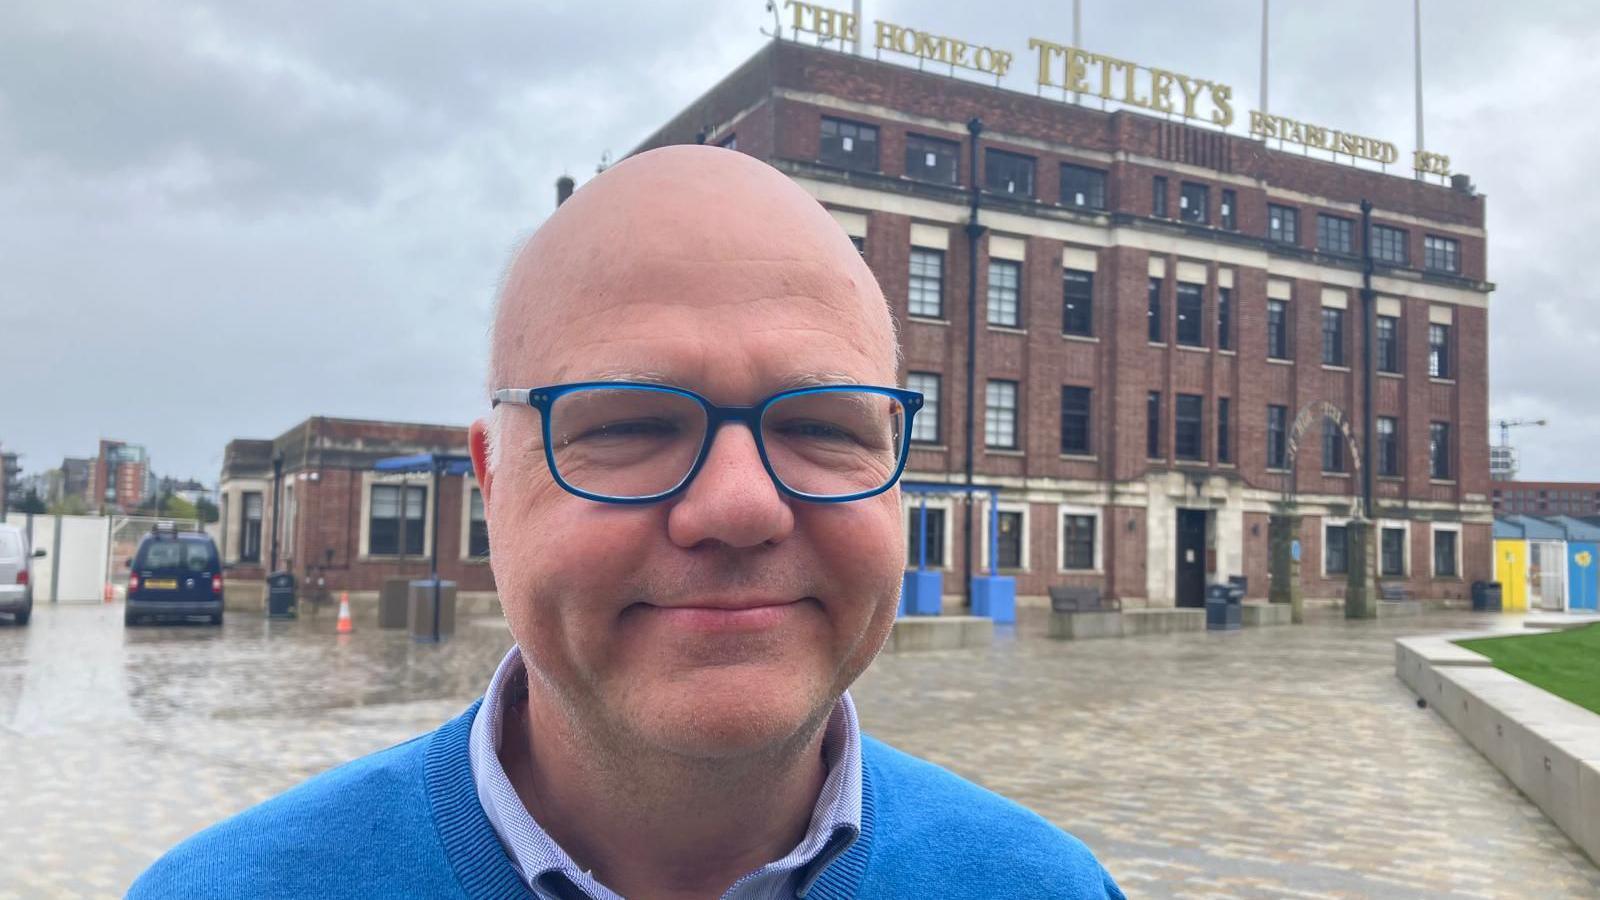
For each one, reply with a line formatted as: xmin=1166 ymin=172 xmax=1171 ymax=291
xmin=666 ymin=422 xmax=794 ymax=549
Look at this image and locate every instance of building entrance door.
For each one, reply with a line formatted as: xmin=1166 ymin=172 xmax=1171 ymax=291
xmin=1175 ymin=509 xmax=1208 ymax=608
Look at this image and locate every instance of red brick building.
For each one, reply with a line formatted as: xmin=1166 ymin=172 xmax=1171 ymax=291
xmin=631 ymin=38 xmax=1493 ymax=607
xmin=91 ymin=439 xmax=152 ymax=513
xmin=1494 ymin=482 xmax=1600 ymax=518
xmin=218 ymin=417 xmax=495 ymax=612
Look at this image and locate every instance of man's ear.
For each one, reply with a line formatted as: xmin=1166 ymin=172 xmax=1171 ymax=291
xmin=469 ymin=417 xmax=493 ymax=507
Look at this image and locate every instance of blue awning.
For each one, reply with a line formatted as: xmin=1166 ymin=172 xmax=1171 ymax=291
xmin=374 ymin=453 xmax=474 ymax=476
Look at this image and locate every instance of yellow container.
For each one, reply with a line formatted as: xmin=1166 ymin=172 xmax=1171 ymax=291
xmin=1494 ymin=539 xmax=1528 ymax=612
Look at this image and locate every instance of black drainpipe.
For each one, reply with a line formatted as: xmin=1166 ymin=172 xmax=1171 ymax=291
xmin=1359 ymin=199 xmax=1375 ymax=520
xmin=961 ymin=117 xmax=985 ymax=610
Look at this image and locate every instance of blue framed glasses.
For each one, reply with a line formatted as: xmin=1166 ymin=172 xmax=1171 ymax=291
xmin=490 ymin=382 xmax=924 ymax=504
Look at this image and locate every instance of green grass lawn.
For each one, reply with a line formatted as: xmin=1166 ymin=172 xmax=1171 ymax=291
xmin=1456 ymin=624 xmax=1600 ymax=715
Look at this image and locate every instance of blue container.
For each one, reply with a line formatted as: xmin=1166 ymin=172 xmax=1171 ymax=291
xmin=970 ymin=575 xmax=1016 ymax=624
xmin=900 ymin=570 xmax=943 ymax=616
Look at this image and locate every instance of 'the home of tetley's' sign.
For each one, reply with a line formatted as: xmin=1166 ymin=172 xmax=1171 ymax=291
xmin=780 ymin=1 xmax=1450 ymax=178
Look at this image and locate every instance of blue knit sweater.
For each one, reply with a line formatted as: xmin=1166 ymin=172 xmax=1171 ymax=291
xmin=130 ymin=703 xmax=1123 ymax=898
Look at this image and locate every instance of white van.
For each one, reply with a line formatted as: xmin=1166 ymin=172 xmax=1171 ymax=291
xmin=0 ymin=524 xmax=45 ymax=626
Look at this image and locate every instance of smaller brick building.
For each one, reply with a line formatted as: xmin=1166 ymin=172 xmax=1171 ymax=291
xmin=218 ymin=417 xmax=495 ymax=613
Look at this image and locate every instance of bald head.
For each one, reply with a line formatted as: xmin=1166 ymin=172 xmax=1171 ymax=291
xmin=488 ymin=146 xmax=896 ymax=403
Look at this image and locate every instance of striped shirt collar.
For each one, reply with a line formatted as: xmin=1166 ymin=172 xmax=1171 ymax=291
xmin=467 ymin=646 xmax=863 ymax=899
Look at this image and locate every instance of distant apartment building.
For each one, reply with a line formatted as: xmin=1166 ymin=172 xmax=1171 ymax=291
xmin=1493 ymin=481 xmax=1600 ymax=517
xmin=91 ymin=440 xmax=153 ymax=513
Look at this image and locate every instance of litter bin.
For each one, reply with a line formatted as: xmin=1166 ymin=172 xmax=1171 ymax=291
xmin=1471 ymin=580 xmax=1503 ymax=612
xmin=408 ymin=578 xmax=457 ymax=642
xmin=1227 ymin=574 xmax=1248 ymax=596
xmin=379 ymin=577 xmax=411 ymax=629
xmin=1206 ymin=583 xmax=1241 ymax=631
xmin=267 ymin=571 xmax=296 ymax=619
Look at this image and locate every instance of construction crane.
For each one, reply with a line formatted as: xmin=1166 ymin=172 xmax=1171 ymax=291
xmin=1491 ymin=418 xmax=1547 ymax=481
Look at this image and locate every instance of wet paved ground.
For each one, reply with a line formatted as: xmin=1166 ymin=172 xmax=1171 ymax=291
xmin=1 ymin=602 xmax=1596 ymax=898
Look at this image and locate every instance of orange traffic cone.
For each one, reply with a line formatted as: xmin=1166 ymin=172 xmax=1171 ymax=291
xmin=336 ymin=591 xmax=353 ymax=634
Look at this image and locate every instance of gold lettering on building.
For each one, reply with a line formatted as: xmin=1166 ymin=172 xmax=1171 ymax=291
xmin=1249 ymin=110 xmax=1399 ymax=165
xmin=1413 ymin=150 xmax=1452 ymax=177
xmin=785 ymin=0 xmax=858 ymax=43
xmin=1027 ymin=38 xmax=1235 ymax=128
xmin=873 ymin=19 xmax=1012 ymax=76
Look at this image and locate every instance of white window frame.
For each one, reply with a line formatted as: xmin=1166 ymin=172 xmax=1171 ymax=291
xmin=459 ymin=477 xmax=490 ymax=562
xmin=359 ymin=470 xmax=434 ymax=560
xmin=903 ymin=496 xmax=955 ymax=570
xmin=1431 ymin=522 xmax=1462 ymax=579
xmin=906 ymin=372 xmax=941 ymax=445
xmin=984 ymin=380 xmax=1019 ymax=450
xmin=1056 ymin=504 xmax=1103 ymax=573
xmin=1377 ymin=519 xmax=1411 ymax=579
xmin=979 ymin=501 xmax=1031 ymax=572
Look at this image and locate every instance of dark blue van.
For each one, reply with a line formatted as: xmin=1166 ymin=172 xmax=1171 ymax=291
xmin=125 ymin=526 xmax=224 ymax=626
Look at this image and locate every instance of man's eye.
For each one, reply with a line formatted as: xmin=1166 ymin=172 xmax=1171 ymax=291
xmin=575 ymin=419 xmax=679 ymax=441
xmin=777 ymin=420 xmax=858 ymax=443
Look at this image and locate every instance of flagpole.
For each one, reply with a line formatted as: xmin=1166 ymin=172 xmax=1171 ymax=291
xmin=1072 ymin=0 xmax=1082 ymax=103
xmin=1259 ymin=0 xmax=1269 ymax=115
xmin=1414 ymin=0 xmax=1425 ymax=178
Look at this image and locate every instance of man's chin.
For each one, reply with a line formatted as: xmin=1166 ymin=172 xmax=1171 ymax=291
xmin=622 ymin=673 xmax=835 ymax=760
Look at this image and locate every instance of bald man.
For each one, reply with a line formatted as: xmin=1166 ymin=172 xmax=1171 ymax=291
xmin=132 ymin=147 xmax=1123 ymax=899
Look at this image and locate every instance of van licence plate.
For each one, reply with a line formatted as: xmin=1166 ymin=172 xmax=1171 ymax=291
xmin=145 ymin=579 xmax=178 ymax=590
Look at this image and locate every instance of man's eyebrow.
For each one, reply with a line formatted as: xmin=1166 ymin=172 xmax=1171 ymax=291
xmin=555 ymin=370 xmax=864 ymax=391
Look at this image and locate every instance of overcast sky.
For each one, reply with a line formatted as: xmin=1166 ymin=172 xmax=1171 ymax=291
xmin=2 ymin=0 xmax=1594 ymax=484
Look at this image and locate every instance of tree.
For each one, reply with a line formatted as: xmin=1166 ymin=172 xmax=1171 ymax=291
xmin=15 ymin=489 xmax=46 ymax=514
xmin=194 ymin=496 xmax=220 ymax=524
xmin=49 ymin=495 xmax=89 ymax=516
xmin=161 ymin=493 xmax=198 ymax=521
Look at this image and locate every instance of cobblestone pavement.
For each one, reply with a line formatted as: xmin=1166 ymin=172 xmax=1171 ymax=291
xmin=1 ymin=603 xmax=1596 ymax=898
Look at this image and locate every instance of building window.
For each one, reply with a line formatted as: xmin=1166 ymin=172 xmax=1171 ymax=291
xmin=717 ymin=132 xmax=737 ymax=150
xmin=907 ymin=372 xmax=941 ymax=444
xmin=986 ymin=260 xmax=1021 ymax=327
xmin=905 ymin=133 xmax=959 ymax=185
xmin=1267 ymin=405 xmax=1288 ymax=469
xmin=240 ymin=491 xmax=262 ymax=563
xmin=1176 ymin=282 xmax=1204 ymax=347
xmin=907 ymin=507 xmax=945 ymax=567
xmin=1371 ymin=224 xmax=1409 ymax=265
xmin=1434 ymin=528 xmax=1459 ymax=577
xmin=1322 ymin=420 xmax=1346 ymax=473
xmin=1220 ymin=189 xmax=1237 ymax=230
xmin=1062 ymin=513 xmax=1096 ymax=570
xmin=1430 ymin=422 xmax=1451 ymax=479
xmin=1428 ymin=323 xmax=1451 ymax=378
xmin=985 ymin=380 xmax=1018 ymax=449
xmin=908 ymin=248 xmax=944 ymax=318
xmin=1326 ymin=524 xmax=1349 ymax=575
xmin=996 ymin=511 xmax=1024 ymax=569
xmin=1175 ymin=394 xmax=1204 ymax=461
xmin=984 ymin=149 xmax=1035 ymax=198
xmin=1381 ymin=527 xmax=1406 ymax=577
xmin=1217 ymin=287 xmax=1233 ymax=350
xmin=1060 ymin=164 xmax=1106 ymax=210
xmin=1424 ymin=235 xmax=1460 ymax=273
xmin=468 ymin=488 xmax=489 ymax=558
xmin=1147 ymin=277 xmax=1163 ymax=342
xmin=1179 ymin=182 xmax=1209 ymax=224
xmin=1377 ymin=316 xmax=1400 ymax=373
xmin=1321 ymin=307 xmax=1346 ymax=366
xmin=1060 ymin=386 xmax=1091 ymax=455
xmin=1147 ymin=391 xmax=1162 ymax=459
xmin=850 ymin=236 xmax=865 ymax=255
xmin=1377 ymin=416 xmax=1400 ymax=477
xmin=819 ymin=117 xmax=878 ymax=171
xmin=1268 ymin=204 xmax=1298 ymax=244
xmin=370 ymin=484 xmax=425 ymax=557
xmin=1152 ymin=176 xmax=1168 ymax=217
xmin=1317 ymin=214 xmax=1354 ymax=255
xmin=1217 ymin=397 xmax=1232 ymax=463
xmin=1062 ymin=269 xmax=1093 ymax=336
xmin=1267 ymin=299 xmax=1290 ymax=359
